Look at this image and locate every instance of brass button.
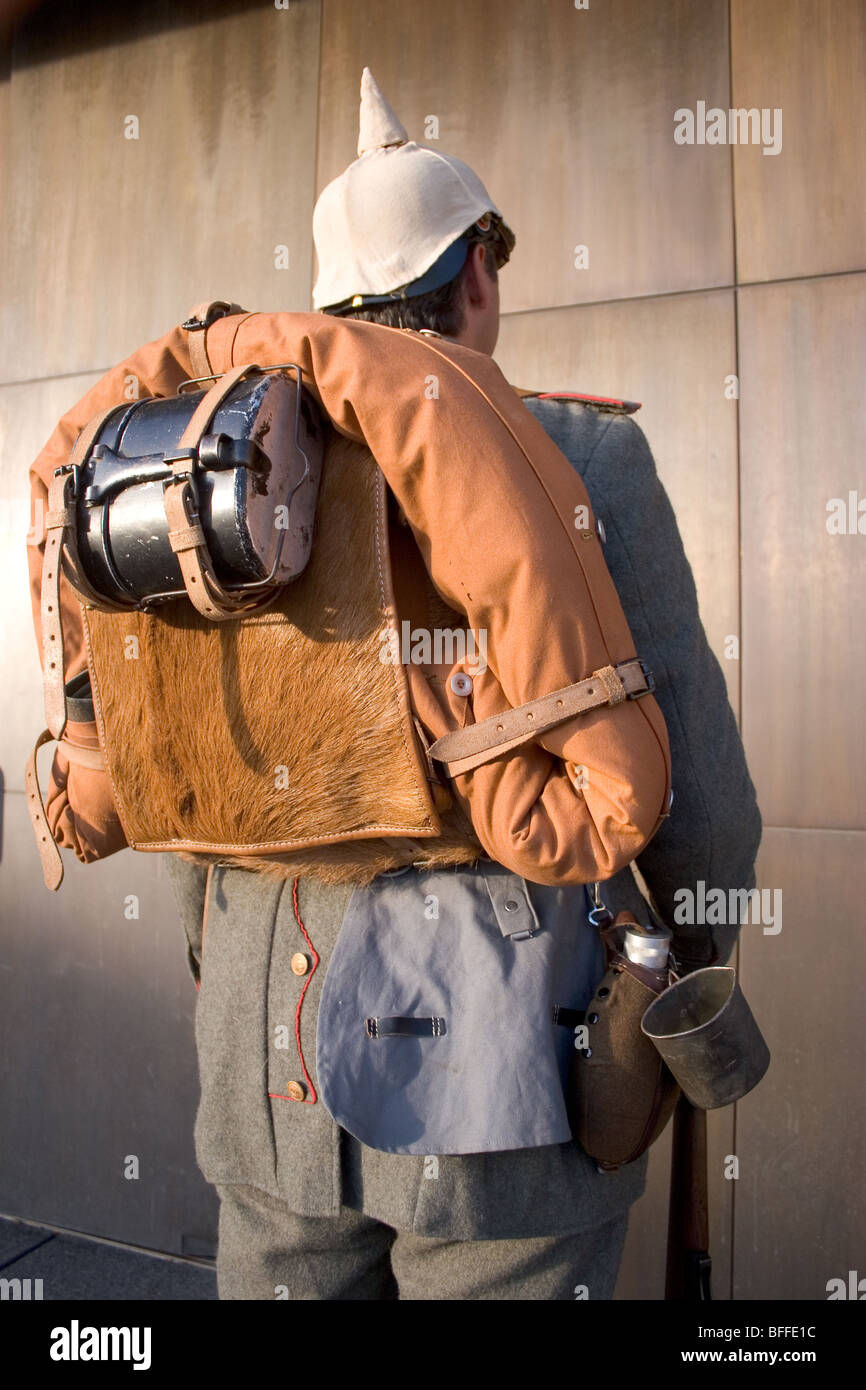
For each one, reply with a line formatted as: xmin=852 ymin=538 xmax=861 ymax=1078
xmin=286 ymin=1080 xmax=307 ymax=1101
xmin=290 ymin=952 xmax=310 ymax=977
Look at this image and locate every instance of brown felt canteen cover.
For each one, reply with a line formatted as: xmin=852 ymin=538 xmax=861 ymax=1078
xmin=569 ymin=953 xmax=681 ymax=1170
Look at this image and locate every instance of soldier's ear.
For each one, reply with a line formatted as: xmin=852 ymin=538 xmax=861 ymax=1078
xmin=462 ymin=243 xmax=497 ymax=306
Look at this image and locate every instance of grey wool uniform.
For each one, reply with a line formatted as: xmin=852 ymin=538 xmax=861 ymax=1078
xmin=165 ymin=394 xmax=763 ymax=1293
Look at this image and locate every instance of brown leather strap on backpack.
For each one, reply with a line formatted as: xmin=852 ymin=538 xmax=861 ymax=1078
xmin=161 ymin=362 xmax=281 ymax=621
xmin=427 ymin=658 xmax=652 ymax=776
xmin=34 ymin=400 xmax=132 ymax=891
xmin=25 ymin=726 xmax=108 ymax=892
xmin=41 ymin=404 xmax=133 ymax=741
xmin=26 ymin=728 xmax=65 ymax=891
xmin=182 ymin=300 xmax=248 ymax=382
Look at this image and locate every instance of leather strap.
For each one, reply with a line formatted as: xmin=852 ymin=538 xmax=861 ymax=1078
xmin=187 ymin=324 xmax=213 ymax=382
xmin=183 ymin=301 xmax=247 ymax=382
xmin=41 ymin=404 xmax=131 ymax=740
xmin=59 ymin=739 xmax=105 ymax=770
xmin=35 ymin=403 xmax=130 ymax=886
xmin=25 ymin=715 xmax=107 ymax=891
xmin=179 ymin=362 xmax=253 ymax=448
xmin=427 ymin=658 xmax=652 ymax=777
xmin=366 ymin=1016 xmax=447 ymax=1039
xmin=41 ymin=469 xmax=78 ymax=740
xmin=26 ymin=729 xmax=64 ymax=891
xmin=161 ymin=363 xmax=278 ymax=621
xmin=482 ymin=861 xmax=540 ymax=940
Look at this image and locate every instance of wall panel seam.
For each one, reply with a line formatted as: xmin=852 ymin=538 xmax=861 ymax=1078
xmin=497 ymin=267 xmax=866 ymax=325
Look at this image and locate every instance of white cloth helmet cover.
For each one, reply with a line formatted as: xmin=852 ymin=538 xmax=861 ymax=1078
xmin=313 ymin=68 xmax=514 ymax=311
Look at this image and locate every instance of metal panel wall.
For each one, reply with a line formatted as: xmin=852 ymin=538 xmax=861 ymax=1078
xmin=731 ymin=0 xmax=866 ymax=283
xmin=0 ymin=0 xmax=322 ymax=384
xmin=739 ymin=273 xmax=866 ymax=829
xmin=735 ymin=829 xmax=866 ymax=1299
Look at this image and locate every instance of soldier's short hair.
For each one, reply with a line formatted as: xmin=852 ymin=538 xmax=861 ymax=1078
xmin=341 ymin=220 xmax=503 ymax=337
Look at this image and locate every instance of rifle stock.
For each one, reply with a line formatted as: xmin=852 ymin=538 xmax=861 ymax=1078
xmin=665 ymin=1093 xmax=712 ymax=1300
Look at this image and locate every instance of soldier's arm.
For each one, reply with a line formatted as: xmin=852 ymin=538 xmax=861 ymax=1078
xmin=581 ymin=413 xmax=763 ymax=967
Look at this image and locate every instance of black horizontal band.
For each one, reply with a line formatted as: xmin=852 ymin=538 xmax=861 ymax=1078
xmin=551 ymin=1006 xmax=586 ymax=1029
xmin=366 ymin=1016 xmax=446 ymax=1039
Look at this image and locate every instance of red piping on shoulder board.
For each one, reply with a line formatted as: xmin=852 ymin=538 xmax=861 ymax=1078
xmin=537 ymin=392 xmax=642 ymax=413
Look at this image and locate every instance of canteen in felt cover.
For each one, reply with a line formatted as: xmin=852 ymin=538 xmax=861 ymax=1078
xmin=569 ymin=913 xmax=680 ymax=1170
xmin=74 ymin=370 xmax=323 ymax=608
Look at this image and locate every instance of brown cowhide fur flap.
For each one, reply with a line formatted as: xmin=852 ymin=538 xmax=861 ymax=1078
xmin=83 ymin=429 xmax=485 ymax=883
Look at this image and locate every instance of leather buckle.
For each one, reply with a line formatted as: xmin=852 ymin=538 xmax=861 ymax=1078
xmin=162 ymin=455 xmax=201 ymax=514
xmin=53 ymin=461 xmax=80 ymax=489
xmin=162 ymin=446 xmax=199 ymax=487
xmin=628 ymin=659 xmax=656 ymax=698
xmin=181 ymin=302 xmax=237 ymax=332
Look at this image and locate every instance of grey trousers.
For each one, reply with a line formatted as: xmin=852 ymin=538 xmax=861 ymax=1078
xmin=215 ymin=1182 xmax=630 ymax=1301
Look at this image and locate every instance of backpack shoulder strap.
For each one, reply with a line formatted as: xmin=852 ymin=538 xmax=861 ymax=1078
xmin=182 ymin=300 xmax=249 ymax=381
